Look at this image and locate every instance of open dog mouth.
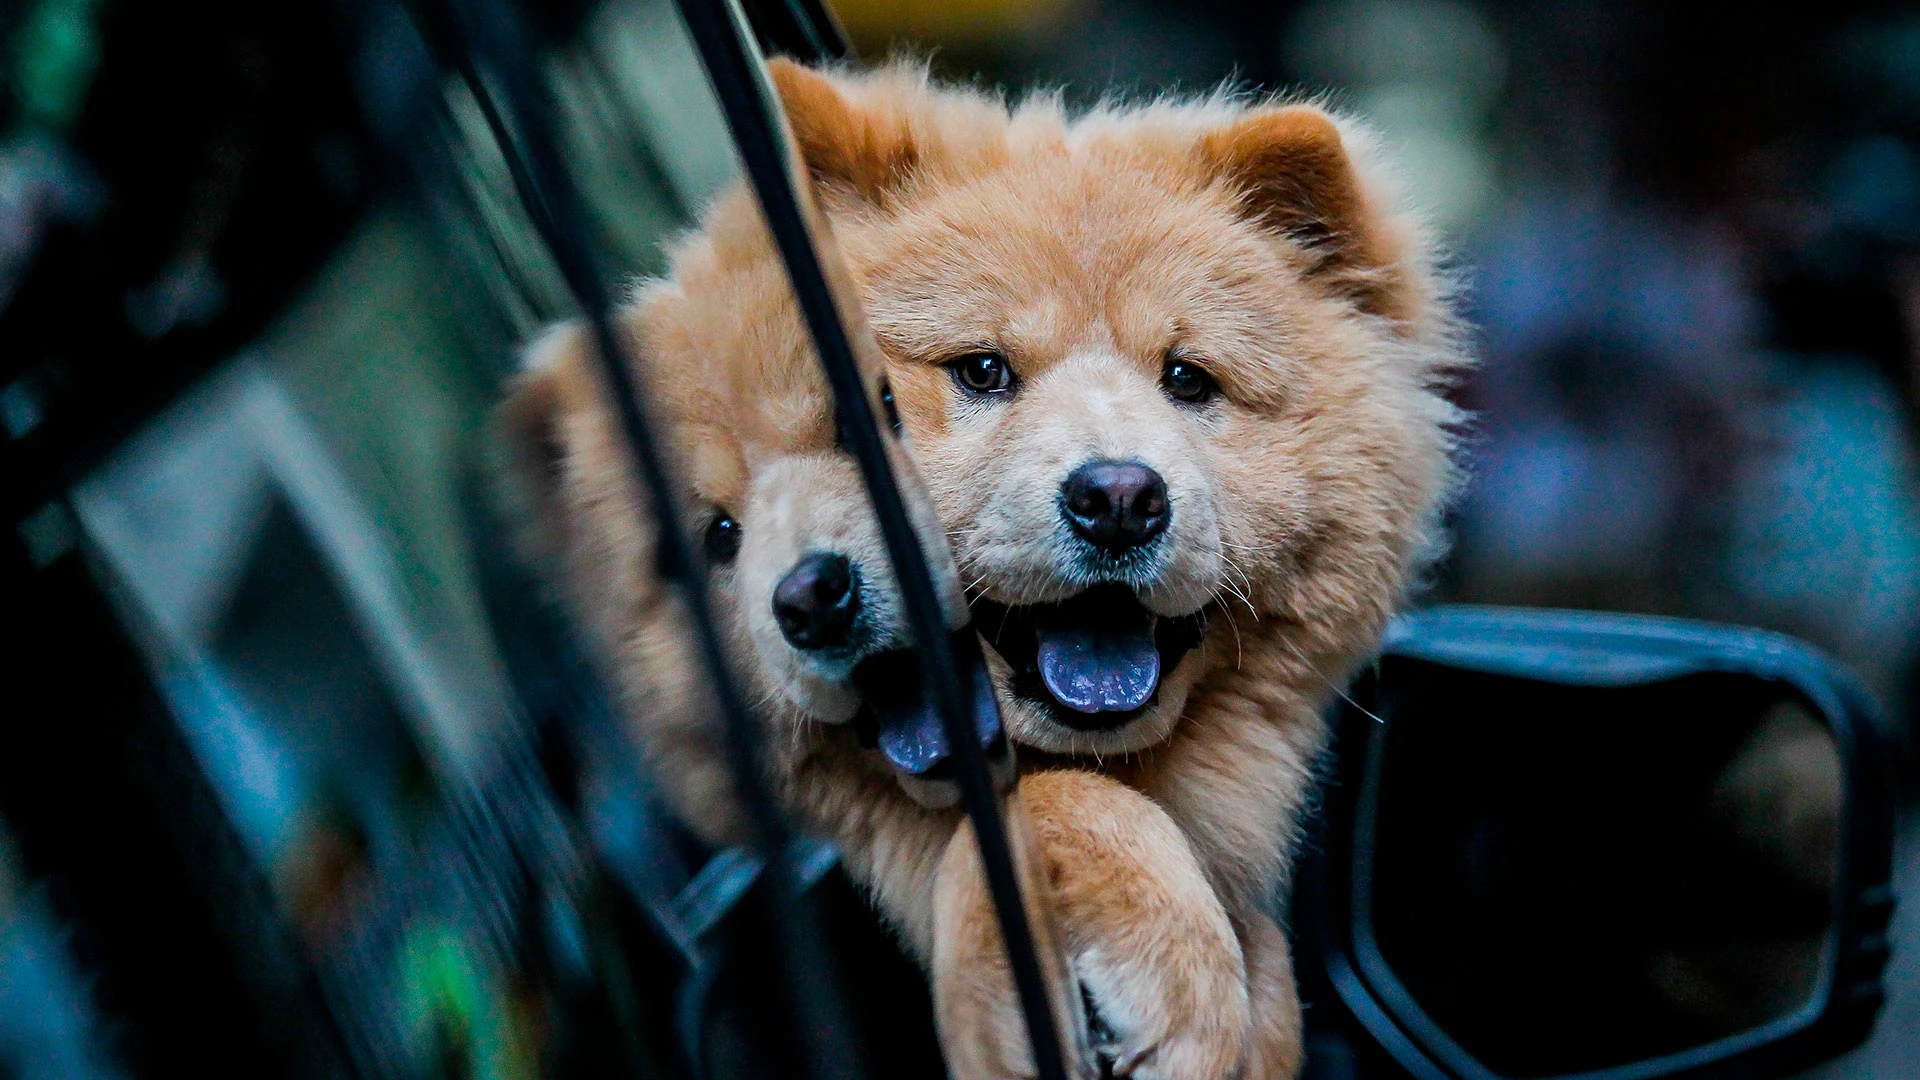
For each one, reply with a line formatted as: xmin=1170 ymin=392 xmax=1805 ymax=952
xmin=971 ymin=583 xmax=1207 ymax=731
xmin=850 ymin=629 xmax=1008 ymax=781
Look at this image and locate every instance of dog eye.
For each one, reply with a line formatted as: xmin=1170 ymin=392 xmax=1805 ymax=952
xmin=704 ymin=512 xmax=742 ymax=565
xmin=947 ymin=352 xmax=1014 ymax=396
xmin=1162 ymin=358 xmax=1218 ymax=404
xmin=879 ymin=378 xmax=904 ymax=435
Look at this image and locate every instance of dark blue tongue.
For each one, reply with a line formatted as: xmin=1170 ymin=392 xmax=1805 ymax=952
xmin=854 ymin=633 xmax=1005 ymax=778
xmin=1035 ymin=591 xmax=1160 ymax=713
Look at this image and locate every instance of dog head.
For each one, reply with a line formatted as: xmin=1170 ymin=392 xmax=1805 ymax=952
xmin=771 ymin=61 xmax=1468 ymax=756
xmin=496 ymin=187 xmax=988 ymax=832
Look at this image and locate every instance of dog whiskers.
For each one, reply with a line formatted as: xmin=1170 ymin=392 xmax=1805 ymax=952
xmin=1277 ymin=631 xmax=1385 ymax=725
xmin=1218 ymin=576 xmax=1255 ymax=619
xmin=1216 ymin=552 xmax=1260 ymax=623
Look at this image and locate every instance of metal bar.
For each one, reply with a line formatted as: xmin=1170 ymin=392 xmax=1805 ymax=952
xmin=666 ymin=5 xmax=1071 ymax=1080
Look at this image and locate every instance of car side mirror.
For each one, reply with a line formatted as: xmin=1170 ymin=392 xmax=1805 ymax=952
xmin=1297 ymin=605 xmax=1898 ymax=1080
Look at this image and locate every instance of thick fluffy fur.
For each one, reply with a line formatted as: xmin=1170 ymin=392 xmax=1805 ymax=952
xmin=502 ymin=60 xmax=1468 ymax=1080
xmin=769 ymin=60 xmax=1470 ymax=1079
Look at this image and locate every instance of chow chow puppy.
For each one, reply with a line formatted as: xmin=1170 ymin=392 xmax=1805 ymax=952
xmin=502 ymin=56 xmax=1465 ymax=1080
xmin=764 ymin=59 xmax=1471 ymax=1079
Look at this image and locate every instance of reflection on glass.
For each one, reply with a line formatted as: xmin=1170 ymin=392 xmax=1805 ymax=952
xmin=1363 ymin=664 xmax=1841 ymax=1078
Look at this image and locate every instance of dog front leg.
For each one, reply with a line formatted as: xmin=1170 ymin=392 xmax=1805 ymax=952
xmin=933 ymin=789 xmax=1096 ymax=1080
xmin=1019 ymin=770 xmax=1252 ymax=1080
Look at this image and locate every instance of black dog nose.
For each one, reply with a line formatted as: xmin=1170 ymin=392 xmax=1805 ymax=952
xmin=774 ymin=552 xmax=860 ymax=650
xmin=1061 ymin=460 xmax=1170 ymax=553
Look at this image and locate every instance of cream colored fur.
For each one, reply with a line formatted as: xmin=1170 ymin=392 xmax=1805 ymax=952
xmin=499 ymin=58 xmax=1468 ymax=1080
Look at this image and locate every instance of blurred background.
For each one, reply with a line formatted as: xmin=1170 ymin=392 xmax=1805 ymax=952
xmin=1 ymin=0 xmax=1916 ymax=1078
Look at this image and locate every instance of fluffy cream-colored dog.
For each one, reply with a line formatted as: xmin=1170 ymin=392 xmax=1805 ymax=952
xmin=766 ymin=59 xmax=1471 ymax=1079
xmin=502 ymin=57 xmax=1467 ymax=1080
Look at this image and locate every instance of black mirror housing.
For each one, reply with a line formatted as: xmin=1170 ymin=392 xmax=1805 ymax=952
xmin=1296 ymin=605 xmax=1898 ymax=1080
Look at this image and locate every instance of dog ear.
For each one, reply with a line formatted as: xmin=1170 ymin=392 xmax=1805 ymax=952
xmin=768 ymin=57 xmax=919 ymax=204
xmin=494 ymin=322 xmax=596 ymax=567
xmin=1197 ymin=106 xmax=1402 ymax=316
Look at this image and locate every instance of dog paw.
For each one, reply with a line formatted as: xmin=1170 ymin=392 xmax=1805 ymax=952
xmin=931 ymin=772 xmax=1260 ymax=1080
xmin=1021 ymin=771 xmax=1252 ymax=1080
xmin=1090 ymin=1008 xmax=1249 ymax=1080
xmin=1076 ymin=942 xmax=1251 ymax=1080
